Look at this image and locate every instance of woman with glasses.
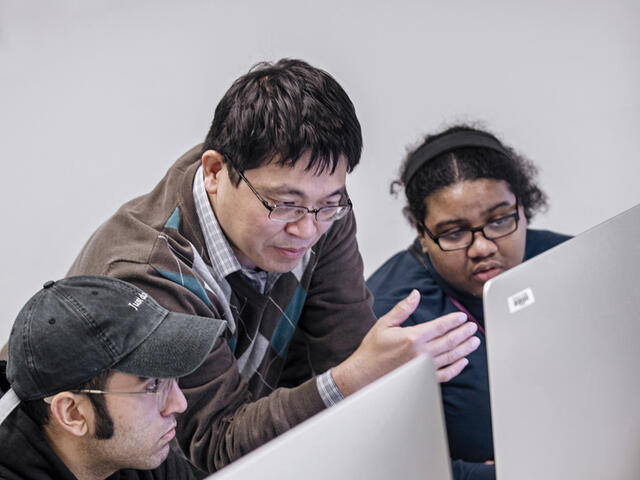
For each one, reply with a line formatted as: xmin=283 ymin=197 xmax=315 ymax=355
xmin=366 ymin=124 xmax=569 ymax=480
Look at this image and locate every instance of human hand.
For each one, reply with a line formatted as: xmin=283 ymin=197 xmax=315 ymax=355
xmin=333 ymin=290 xmax=480 ymax=396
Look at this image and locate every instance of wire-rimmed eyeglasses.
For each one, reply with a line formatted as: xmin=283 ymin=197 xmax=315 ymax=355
xmin=230 ymin=162 xmax=352 ymax=223
xmin=421 ymin=201 xmax=520 ymax=252
xmin=69 ymin=377 xmax=177 ymax=412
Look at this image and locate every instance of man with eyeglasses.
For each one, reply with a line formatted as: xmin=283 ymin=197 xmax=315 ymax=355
xmin=0 ymin=275 xmax=226 ymax=479
xmin=63 ymin=59 xmax=480 ymax=473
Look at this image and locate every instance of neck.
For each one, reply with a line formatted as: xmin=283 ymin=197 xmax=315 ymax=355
xmin=44 ymin=427 xmax=115 ymax=480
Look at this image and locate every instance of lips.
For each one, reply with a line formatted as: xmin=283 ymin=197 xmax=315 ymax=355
xmin=472 ymin=263 xmax=504 ymax=283
xmin=273 ymin=246 xmax=309 ymax=258
xmin=161 ymin=423 xmax=177 ymax=443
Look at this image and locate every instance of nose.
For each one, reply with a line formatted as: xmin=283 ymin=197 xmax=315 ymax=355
xmin=467 ymin=230 xmax=498 ymax=258
xmin=161 ymin=379 xmax=187 ymax=416
xmin=285 ymin=212 xmax=318 ymax=240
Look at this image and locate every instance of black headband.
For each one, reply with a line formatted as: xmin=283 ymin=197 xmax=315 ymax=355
xmin=402 ymin=130 xmax=512 ymax=186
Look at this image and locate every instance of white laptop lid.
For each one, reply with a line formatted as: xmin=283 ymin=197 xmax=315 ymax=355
xmin=208 ymin=355 xmax=452 ymax=480
xmin=484 ymin=204 xmax=640 ymax=480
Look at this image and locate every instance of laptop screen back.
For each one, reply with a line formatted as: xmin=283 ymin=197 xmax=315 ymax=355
xmin=208 ymin=355 xmax=452 ymax=480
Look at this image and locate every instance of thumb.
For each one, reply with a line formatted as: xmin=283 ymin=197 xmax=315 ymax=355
xmin=379 ymin=289 xmax=420 ymax=327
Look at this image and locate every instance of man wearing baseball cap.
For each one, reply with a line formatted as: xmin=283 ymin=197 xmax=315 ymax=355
xmin=0 ymin=275 xmax=225 ymax=479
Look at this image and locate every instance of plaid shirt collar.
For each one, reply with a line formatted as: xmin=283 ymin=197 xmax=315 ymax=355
xmin=192 ymin=165 xmax=280 ymax=293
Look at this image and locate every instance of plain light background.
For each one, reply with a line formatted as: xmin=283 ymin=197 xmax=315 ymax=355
xmin=1 ymin=0 xmax=639 ymax=343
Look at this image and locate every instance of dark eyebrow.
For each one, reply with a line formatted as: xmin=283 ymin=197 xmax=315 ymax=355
xmin=261 ymin=185 xmax=346 ymax=199
xmin=137 ymin=377 xmax=160 ymax=386
xmin=433 ymin=218 xmax=467 ymax=231
xmin=433 ymin=201 xmax=516 ymax=230
xmin=486 ymin=201 xmax=513 ymax=213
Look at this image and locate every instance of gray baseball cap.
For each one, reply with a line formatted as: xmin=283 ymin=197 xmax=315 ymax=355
xmin=0 ymin=275 xmax=225 ymax=423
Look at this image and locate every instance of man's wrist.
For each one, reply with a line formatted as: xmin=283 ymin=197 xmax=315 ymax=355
xmin=316 ymin=369 xmax=344 ymax=407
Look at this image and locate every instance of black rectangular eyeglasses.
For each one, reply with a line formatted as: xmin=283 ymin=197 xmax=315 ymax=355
xmin=421 ymin=200 xmax=520 ymax=251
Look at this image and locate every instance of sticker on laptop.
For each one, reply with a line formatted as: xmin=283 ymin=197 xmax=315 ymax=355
xmin=507 ymin=287 xmax=535 ymax=313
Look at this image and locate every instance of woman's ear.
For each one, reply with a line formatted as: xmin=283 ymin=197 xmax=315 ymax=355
xmin=418 ymin=232 xmax=431 ymax=255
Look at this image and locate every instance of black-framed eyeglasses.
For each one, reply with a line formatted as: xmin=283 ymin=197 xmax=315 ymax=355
xmin=422 ymin=201 xmax=520 ymax=252
xmin=230 ymin=163 xmax=352 ymax=223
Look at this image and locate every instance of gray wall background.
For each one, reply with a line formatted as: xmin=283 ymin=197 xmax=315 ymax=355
xmin=2 ymin=0 xmax=639 ymax=343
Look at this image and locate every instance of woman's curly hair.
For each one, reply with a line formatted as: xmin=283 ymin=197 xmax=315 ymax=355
xmin=392 ymin=124 xmax=548 ymax=233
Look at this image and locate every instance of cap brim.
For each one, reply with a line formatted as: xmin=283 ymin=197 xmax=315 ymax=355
xmin=112 ymin=312 xmax=226 ymax=379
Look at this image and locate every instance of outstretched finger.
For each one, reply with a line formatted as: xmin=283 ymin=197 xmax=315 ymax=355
xmin=431 ymin=334 xmax=480 ymax=369
xmin=436 ymin=357 xmax=469 ymax=383
xmin=406 ymin=311 xmax=469 ymax=343
xmin=421 ymin=321 xmax=478 ymax=358
xmin=378 ymin=289 xmax=421 ymax=328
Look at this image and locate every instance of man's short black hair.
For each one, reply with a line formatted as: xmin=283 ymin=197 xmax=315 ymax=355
xmin=393 ymin=124 xmax=548 ymax=233
xmin=21 ymin=370 xmax=115 ymax=439
xmin=202 ymin=58 xmax=362 ymax=184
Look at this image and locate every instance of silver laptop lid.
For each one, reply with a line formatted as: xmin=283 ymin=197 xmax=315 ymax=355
xmin=484 ymin=204 xmax=640 ymax=480
xmin=208 ymin=355 xmax=452 ymax=480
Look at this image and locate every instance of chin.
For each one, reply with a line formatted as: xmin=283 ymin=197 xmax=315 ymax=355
xmin=258 ymin=254 xmax=305 ymax=273
xmin=136 ymin=445 xmax=171 ymax=471
xmin=468 ymin=282 xmax=485 ymax=298
xmin=144 ymin=449 xmax=170 ymax=470
xmin=265 ymin=260 xmax=301 ymax=274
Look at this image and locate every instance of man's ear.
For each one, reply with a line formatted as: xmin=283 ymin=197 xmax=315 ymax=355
xmin=201 ymin=150 xmax=226 ymax=195
xmin=47 ymin=393 xmax=92 ymax=438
